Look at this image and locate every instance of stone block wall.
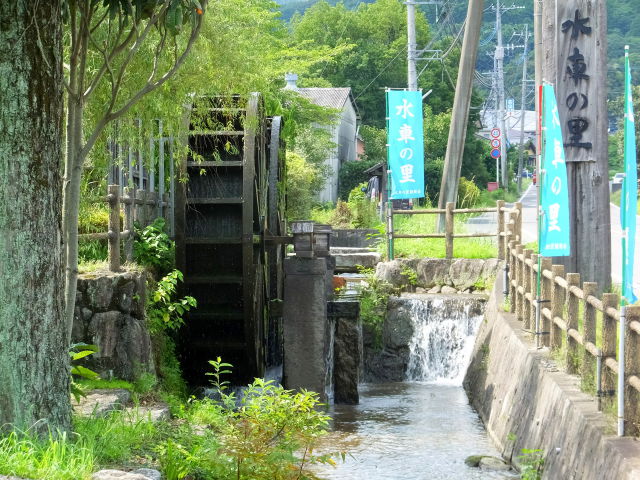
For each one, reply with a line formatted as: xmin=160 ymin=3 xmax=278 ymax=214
xmin=73 ymin=269 xmax=155 ymax=381
xmin=375 ymin=258 xmax=500 ymax=294
xmin=464 ymin=278 xmax=640 ymax=480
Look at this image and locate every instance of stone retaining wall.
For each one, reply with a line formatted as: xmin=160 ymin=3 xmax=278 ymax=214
xmin=376 ymin=258 xmax=500 ymax=293
xmin=464 ymin=278 xmax=640 ymax=480
xmin=73 ymin=269 xmax=154 ymax=381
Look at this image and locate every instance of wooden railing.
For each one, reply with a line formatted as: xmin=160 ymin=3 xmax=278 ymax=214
xmin=389 ymin=200 xmax=523 ymax=260
xmin=78 ymin=184 xmax=169 ymax=271
xmin=506 ymin=238 xmax=640 ymax=436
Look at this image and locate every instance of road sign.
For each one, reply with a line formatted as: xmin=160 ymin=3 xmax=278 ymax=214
xmin=491 ymin=139 xmax=501 ymax=148
xmin=490 ymin=127 xmax=500 ymax=138
xmin=491 ymin=148 xmax=501 ymax=159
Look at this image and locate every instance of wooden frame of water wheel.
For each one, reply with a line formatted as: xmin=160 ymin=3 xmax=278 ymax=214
xmin=175 ymin=93 xmax=285 ymax=385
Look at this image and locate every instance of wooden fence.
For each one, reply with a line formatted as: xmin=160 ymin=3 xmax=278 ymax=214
xmin=107 ymin=119 xmax=176 ymax=237
xmin=388 ymin=200 xmax=523 ymax=260
xmin=78 ymin=185 xmax=170 ymax=272
xmin=505 ymin=216 xmax=640 ymax=436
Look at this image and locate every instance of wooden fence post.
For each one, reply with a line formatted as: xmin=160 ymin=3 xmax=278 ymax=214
xmin=566 ymin=273 xmax=581 ymax=374
xmin=497 ymin=200 xmax=505 ymax=260
xmin=515 ymin=245 xmax=524 ymax=322
xmin=108 ymin=184 xmax=121 ymax=272
xmin=529 ymin=253 xmax=539 ymax=332
xmin=523 ymin=249 xmax=533 ymax=330
xmin=540 ymin=257 xmax=553 ymax=347
xmin=601 ymin=293 xmax=618 ymax=400
xmin=509 ymin=241 xmax=517 ymax=310
xmin=582 ymin=282 xmax=598 ymax=389
xmin=514 ymin=201 xmax=523 ymax=243
xmin=124 ymin=186 xmax=135 ymax=263
xmin=550 ymin=265 xmax=565 ymax=351
xmin=624 ymin=306 xmax=640 ymax=436
xmin=445 ymin=202 xmax=454 ymax=259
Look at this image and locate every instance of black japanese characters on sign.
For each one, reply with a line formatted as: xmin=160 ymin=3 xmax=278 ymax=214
xmin=567 ymin=48 xmax=589 ymax=85
xmin=561 ymin=9 xmax=592 ymax=39
xmin=562 ymin=9 xmax=592 ymax=150
xmin=566 ymin=92 xmax=588 ymax=111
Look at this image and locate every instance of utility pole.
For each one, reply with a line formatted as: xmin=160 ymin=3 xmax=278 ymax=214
xmin=407 ymin=0 xmax=418 ymax=90
xmin=437 ymin=0 xmax=485 ymax=230
xmin=516 ymin=24 xmax=530 ymax=194
xmin=406 ymin=1 xmax=443 ymax=90
xmin=495 ymin=0 xmax=508 ymax=187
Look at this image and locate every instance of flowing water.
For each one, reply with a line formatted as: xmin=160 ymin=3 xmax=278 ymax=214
xmin=312 ymin=295 xmax=515 ymax=479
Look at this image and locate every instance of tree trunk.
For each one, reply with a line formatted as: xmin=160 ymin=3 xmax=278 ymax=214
xmin=63 ymin=97 xmax=85 ymax=345
xmin=0 ymin=1 xmax=71 ymax=432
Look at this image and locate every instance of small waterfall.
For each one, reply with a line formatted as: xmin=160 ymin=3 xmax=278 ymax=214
xmin=405 ymin=295 xmax=485 ymax=385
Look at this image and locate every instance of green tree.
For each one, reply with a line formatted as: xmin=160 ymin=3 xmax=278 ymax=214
xmin=291 ymin=0 xmax=430 ymax=126
xmin=0 ymin=1 xmax=71 ymax=433
xmin=286 ymin=152 xmax=321 ymax=219
xmin=62 ymin=0 xmax=209 ymax=344
xmin=423 ymin=106 xmax=492 ymax=202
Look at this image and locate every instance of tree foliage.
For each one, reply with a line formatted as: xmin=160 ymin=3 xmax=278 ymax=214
xmin=291 ymin=0 xmax=430 ymax=127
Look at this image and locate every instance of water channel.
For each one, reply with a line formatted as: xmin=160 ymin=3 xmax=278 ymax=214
xmin=312 ymin=294 xmax=517 ymax=479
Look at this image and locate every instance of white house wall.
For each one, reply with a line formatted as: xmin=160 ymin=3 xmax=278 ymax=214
xmin=318 ymin=101 xmax=358 ymax=203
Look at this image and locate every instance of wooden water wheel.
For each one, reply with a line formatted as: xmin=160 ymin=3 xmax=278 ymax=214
xmin=175 ymin=93 xmax=286 ymax=385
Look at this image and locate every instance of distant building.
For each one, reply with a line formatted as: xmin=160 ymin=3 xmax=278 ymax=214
xmin=284 ymin=73 xmax=360 ymax=202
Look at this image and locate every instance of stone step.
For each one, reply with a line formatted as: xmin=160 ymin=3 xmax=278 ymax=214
xmin=333 ymin=252 xmax=382 ymax=273
xmin=122 ymin=404 xmax=170 ymax=422
xmin=73 ymin=389 xmax=170 ymax=423
xmin=330 ymin=247 xmax=376 ymax=254
xmin=73 ymin=389 xmax=131 ymax=417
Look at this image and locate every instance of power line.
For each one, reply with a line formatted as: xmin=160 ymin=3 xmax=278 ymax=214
xmin=353 ymin=45 xmax=408 ymax=101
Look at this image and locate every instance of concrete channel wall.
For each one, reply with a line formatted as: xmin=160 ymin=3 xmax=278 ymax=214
xmin=464 ymin=277 xmax=640 ymax=479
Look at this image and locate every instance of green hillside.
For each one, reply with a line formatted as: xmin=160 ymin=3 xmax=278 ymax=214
xmin=277 ymin=0 xmax=640 ymax=101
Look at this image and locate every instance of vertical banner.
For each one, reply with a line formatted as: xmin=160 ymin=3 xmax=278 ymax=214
xmin=540 ymin=84 xmax=571 ymax=256
xmin=622 ymin=46 xmax=638 ymax=304
xmin=386 ymin=90 xmax=425 ymax=199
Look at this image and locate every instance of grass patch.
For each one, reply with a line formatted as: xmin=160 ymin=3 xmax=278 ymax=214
xmin=0 ymin=431 xmax=95 ymax=480
xmin=76 ymin=378 xmax=135 ymax=391
xmin=78 ymin=261 xmax=144 ymax=275
xmin=610 ymin=188 xmax=640 ymax=210
xmin=477 ymin=182 xmax=526 ymax=206
xmin=383 ymin=212 xmax=497 ymax=259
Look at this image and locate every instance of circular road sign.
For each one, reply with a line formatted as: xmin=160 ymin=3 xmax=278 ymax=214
xmin=490 ymin=128 xmax=501 ymax=138
xmin=490 ymin=148 xmax=501 ymax=159
xmin=491 ymin=139 xmax=501 ymax=148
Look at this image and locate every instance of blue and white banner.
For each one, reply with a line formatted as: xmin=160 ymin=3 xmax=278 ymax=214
xmin=386 ymin=90 xmax=425 ymax=199
xmin=622 ymin=46 xmax=638 ymax=304
xmin=540 ymin=84 xmax=571 ymax=256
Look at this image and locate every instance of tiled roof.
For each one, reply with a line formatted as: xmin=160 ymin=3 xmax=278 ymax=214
xmin=295 ymin=87 xmax=353 ymax=110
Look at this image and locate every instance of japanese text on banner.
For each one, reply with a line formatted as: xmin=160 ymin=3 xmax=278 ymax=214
xmin=386 ymin=90 xmax=425 ymax=199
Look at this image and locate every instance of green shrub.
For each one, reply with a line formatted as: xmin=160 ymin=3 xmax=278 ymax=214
xmin=518 ymin=448 xmax=544 ymax=480
xmin=285 ymin=152 xmax=321 ymax=221
xmin=78 ymin=203 xmax=113 ymax=263
xmin=357 ymin=267 xmax=394 ymax=348
xmin=147 ymin=270 xmax=197 ymax=334
xmin=338 ymin=159 xmax=377 ymax=200
xmin=188 ymin=360 xmax=337 ymax=479
xmin=134 ymin=218 xmax=175 ymax=274
xmin=457 ymin=176 xmax=481 ymax=209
